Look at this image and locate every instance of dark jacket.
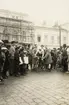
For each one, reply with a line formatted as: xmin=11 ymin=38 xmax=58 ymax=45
xmin=14 ymin=50 xmax=19 ymax=65
xmin=62 ymin=49 xmax=68 ymax=65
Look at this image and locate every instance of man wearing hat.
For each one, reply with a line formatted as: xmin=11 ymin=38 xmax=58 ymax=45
xmin=0 ymin=41 xmax=5 ymax=83
xmin=14 ymin=47 xmax=20 ymax=76
xmin=62 ymin=44 xmax=68 ymax=72
xmin=0 ymin=46 xmax=6 ymax=83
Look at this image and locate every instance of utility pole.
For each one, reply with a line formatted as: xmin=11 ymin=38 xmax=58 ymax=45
xmin=53 ymin=24 xmax=62 ymax=47
xmin=59 ymin=26 xmax=61 ymax=47
xmin=53 ymin=22 xmax=69 ymax=47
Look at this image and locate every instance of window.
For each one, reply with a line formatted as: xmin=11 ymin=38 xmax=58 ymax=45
xmin=16 ymin=16 xmax=18 ymax=19
xmin=0 ymin=18 xmax=6 ymax=24
xmin=23 ymin=36 xmax=26 ymax=42
xmin=23 ymin=31 xmax=26 ymax=36
xmin=51 ymin=36 xmax=54 ymax=44
xmin=12 ymin=16 xmax=15 ymax=19
xmin=3 ymin=35 xmax=9 ymax=40
xmin=0 ymin=26 xmax=4 ymax=33
xmin=37 ymin=36 xmax=41 ymax=42
xmin=57 ymin=36 xmax=60 ymax=44
xmin=44 ymin=35 xmax=48 ymax=41
xmin=12 ymin=36 xmax=16 ymax=41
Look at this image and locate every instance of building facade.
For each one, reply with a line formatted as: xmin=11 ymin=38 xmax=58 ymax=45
xmin=34 ymin=26 xmax=68 ymax=49
xmin=0 ymin=9 xmax=69 ymax=48
xmin=0 ymin=9 xmax=34 ymax=44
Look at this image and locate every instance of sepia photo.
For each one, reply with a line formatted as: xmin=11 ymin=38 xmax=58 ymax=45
xmin=0 ymin=0 xmax=69 ymax=105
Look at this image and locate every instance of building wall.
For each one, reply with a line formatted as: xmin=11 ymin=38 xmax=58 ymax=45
xmin=34 ymin=26 xmax=68 ymax=48
xmin=0 ymin=15 xmax=34 ymax=44
xmin=61 ymin=30 xmax=68 ymax=46
xmin=0 ymin=9 xmax=68 ymax=47
xmin=0 ymin=9 xmax=28 ymax=20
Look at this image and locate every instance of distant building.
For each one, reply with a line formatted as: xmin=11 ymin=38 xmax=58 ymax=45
xmin=0 ymin=9 xmax=69 ymax=48
xmin=34 ymin=26 xmax=68 ymax=48
xmin=61 ymin=23 xmax=69 ymax=46
xmin=0 ymin=9 xmax=34 ymax=44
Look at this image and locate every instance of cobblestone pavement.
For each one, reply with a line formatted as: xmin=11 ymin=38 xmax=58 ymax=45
xmin=0 ymin=71 xmax=69 ymax=105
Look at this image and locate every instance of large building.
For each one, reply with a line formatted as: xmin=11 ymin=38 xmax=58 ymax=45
xmin=0 ymin=9 xmax=34 ymax=44
xmin=0 ymin=9 xmax=69 ymax=48
xmin=34 ymin=26 xmax=68 ymax=48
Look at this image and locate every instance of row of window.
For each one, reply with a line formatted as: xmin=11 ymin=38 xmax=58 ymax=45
xmin=37 ymin=35 xmax=67 ymax=44
xmin=0 ymin=26 xmax=33 ymax=36
xmin=0 ymin=18 xmax=32 ymax=29
xmin=0 ymin=34 xmax=32 ymax=42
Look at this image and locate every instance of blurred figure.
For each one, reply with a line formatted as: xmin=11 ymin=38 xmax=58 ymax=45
xmin=19 ymin=48 xmax=24 ymax=75
xmin=14 ymin=47 xmax=20 ymax=77
xmin=62 ymin=45 xmax=68 ymax=72
xmin=57 ymin=51 xmax=62 ymax=68
xmin=44 ymin=49 xmax=52 ymax=71
xmin=0 ymin=47 xmax=6 ymax=82
xmin=27 ymin=49 xmax=32 ymax=71
xmin=66 ymin=46 xmax=69 ymax=73
xmin=36 ymin=49 xmax=42 ymax=70
xmin=23 ymin=50 xmax=29 ymax=74
xmin=9 ymin=44 xmax=15 ymax=75
xmin=51 ymin=50 xmax=57 ymax=69
xmin=32 ymin=47 xmax=37 ymax=70
xmin=2 ymin=47 xmax=9 ymax=79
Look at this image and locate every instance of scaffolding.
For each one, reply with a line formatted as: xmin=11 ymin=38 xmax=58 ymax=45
xmin=0 ymin=16 xmax=34 ymax=44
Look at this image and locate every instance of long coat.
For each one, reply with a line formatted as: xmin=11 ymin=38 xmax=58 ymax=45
xmin=44 ymin=51 xmax=52 ymax=64
xmin=14 ymin=50 xmax=20 ymax=73
xmin=62 ymin=48 xmax=68 ymax=65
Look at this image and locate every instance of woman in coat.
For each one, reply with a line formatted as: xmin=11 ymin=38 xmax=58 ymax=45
xmin=19 ymin=48 xmax=24 ymax=75
xmin=44 ymin=49 xmax=52 ymax=71
xmin=14 ymin=47 xmax=20 ymax=77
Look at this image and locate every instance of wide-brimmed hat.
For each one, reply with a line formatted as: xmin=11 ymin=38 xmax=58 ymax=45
xmin=23 ymin=50 xmax=27 ymax=54
xmin=0 ymin=40 xmax=3 ymax=44
xmin=1 ymin=47 xmax=8 ymax=50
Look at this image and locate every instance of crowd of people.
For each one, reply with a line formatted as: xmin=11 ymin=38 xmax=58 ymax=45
xmin=0 ymin=40 xmax=69 ymax=84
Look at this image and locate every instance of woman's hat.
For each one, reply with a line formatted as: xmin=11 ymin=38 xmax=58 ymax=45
xmin=1 ymin=47 xmax=7 ymax=50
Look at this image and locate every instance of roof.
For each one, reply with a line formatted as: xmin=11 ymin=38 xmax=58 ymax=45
xmin=34 ymin=25 xmax=68 ymax=32
xmin=0 ymin=16 xmax=33 ymax=24
xmin=0 ymin=9 xmax=28 ymax=17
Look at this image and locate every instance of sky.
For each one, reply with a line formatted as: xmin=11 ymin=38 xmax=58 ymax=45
xmin=0 ymin=0 xmax=69 ymax=26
